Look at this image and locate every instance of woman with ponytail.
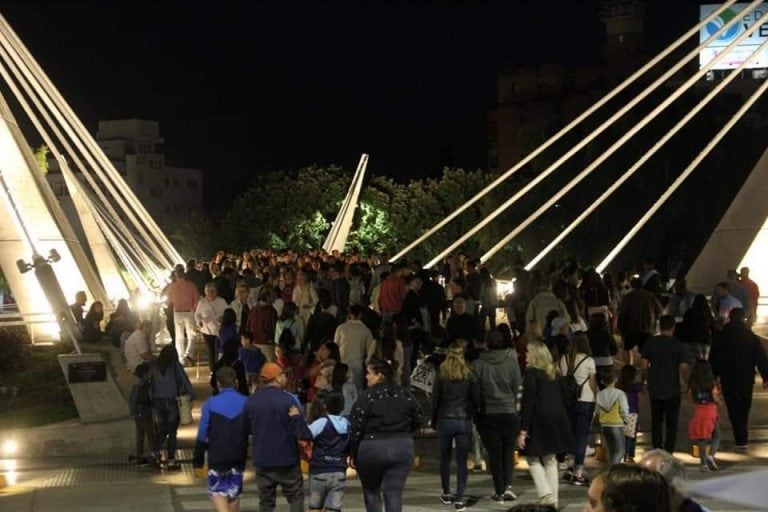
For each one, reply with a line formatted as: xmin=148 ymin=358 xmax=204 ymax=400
xmin=350 ymin=357 xmax=422 ymax=512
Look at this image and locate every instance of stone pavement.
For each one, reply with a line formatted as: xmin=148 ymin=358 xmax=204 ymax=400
xmin=1 ymin=429 xmax=768 ymax=511
xmin=3 ymin=331 xmax=768 ymax=511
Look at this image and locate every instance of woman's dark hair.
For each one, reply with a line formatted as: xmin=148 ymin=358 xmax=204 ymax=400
xmin=221 ymin=338 xmax=239 ymax=364
xmin=116 ymin=298 xmax=131 ymax=314
xmin=280 ymin=301 xmax=299 ymax=321
xmin=588 ymin=313 xmax=608 ymax=332
xmin=545 ymin=310 xmax=560 ymax=329
xmin=331 ymin=363 xmax=349 ymax=392
xmin=691 ymin=294 xmax=713 ymax=316
xmin=599 ymin=464 xmax=671 ymax=512
xmin=688 ymin=358 xmax=715 ymax=393
xmin=485 ymin=328 xmax=505 ymax=350
xmin=367 ymin=357 xmax=396 ymax=384
xmin=221 ymin=308 xmax=236 ymax=328
xmin=568 ymin=332 xmax=592 ymax=364
xmin=497 ymin=323 xmax=514 ymax=348
xmin=617 ymin=364 xmax=637 ymax=392
xmin=156 ymin=344 xmax=178 ymax=376
xmin=322 ymin=340 xmax=341 ymax=364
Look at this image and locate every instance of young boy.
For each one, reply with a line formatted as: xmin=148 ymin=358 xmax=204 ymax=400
xmin=194 ymin=367 xmax=249 ymax=512
xmin=596 ymin=371 xmax=629 ymax=464
xmin=238 ymin=332 xmax=266 ymax=393
xmin=129 ymin=362 xmax=155 ymax=467
xmin=308 ymin=392 xmax=350 ymax=512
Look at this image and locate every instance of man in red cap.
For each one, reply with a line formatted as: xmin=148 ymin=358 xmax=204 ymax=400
xmin=243 ymin=362 xmax=312 ymax=512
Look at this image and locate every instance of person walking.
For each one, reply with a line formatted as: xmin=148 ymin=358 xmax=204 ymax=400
xmin=150 ymin=345 xmax=196 ymax=470
xmin=595 ymin=371 xmax=629 ymax=465
xmin=195 ymin=283 xmax=229 ymax=372
xmin=617 ymin=278 xmax=662 ymax=365
xmin=307 ymin=393 xmax=351 ymax=512
xmin=472 ymin=329 xmax=523 ymax=503
xmin=687 ymin=358 xmax=721 ymax=472
xmin=193 ymin=367 xmax=249 ymax=512
xmin=641 ymin=315 xmax=687 ymax=453
xmin=243 ymin=362 xmax=313 ymax=512
xmin=334 ymin=305 xmax=375 ymax=391
xmin=710 ymin=308 xmax=768 ymax=448
xmin=558 ymin=333 xmax=597 ymax=486
xmin=431 ymin=343 xmax=481 ymax=511
xmin=517 ymin=341 xmax=573 ymax=508
xmin=166 ymin=269 xmax=200 ymax=366
xmin=350 ymin=358 xmax=422 ymax=512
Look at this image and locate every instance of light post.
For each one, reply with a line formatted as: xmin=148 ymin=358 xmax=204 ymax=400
xmin=0 ymin=169 xmax=82 ymax=351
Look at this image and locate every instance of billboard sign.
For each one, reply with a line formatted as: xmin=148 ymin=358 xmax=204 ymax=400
xmin=700 ymin=3 xmax=768 ymax=69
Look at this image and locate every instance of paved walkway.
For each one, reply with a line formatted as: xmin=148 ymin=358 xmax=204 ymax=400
xmin=3 ymin=328 xmax=768 ymax=510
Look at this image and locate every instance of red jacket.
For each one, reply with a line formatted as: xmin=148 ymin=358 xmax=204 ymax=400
xmin=379 ymin=275 xmax=405 ymax=314
xmin=246 ymin=305 xmax=277 ymax=345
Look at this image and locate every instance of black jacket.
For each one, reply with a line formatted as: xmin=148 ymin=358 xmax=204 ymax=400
xmin=446 ymin=313 xmax=480 ymax=345
xmin=587 ymin=328 xmax=618 ymax=359
xmin=430 ymin=374 xmax=482 ymax=427
xmin=349 ymin=382 xmax=422 ymax=458
xmin=711 ymin=322 xmax=768 ymax=389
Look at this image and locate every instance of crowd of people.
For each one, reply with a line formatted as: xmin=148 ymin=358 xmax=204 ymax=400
xmin=72 ymin=247 xmax=768 ymax=512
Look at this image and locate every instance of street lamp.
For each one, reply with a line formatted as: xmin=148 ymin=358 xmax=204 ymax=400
xmin=0 ymin=169 xmax=82 ymax=352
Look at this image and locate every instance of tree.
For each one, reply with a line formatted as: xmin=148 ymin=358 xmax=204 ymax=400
xmin=169 ymin=212 xmax=218 ymax=260
xmin=33 ymin=144 xmax=49 ymax=175
xmin=221 ymin=166 xmax=348 ymax=250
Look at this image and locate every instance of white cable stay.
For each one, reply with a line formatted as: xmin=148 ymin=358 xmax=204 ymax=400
xmin=525 ymin=40 xmax=768 ymax=270
xmin=480 ymin=22 xmax=768 ymax=265
xmin=423 ymin=0 xmax=763 ymax=269
xmin=0 ymin=42 xmax=166 ymax=287
xmin=0 ymin=60 xmax=114 ymax=307
xmin=596 ymin=80 xmax=768 ymax=273
xmin=391 ymin=0 xmax=743 ymax=264
xmin=0 ymin=15 xmax=182 ymax=270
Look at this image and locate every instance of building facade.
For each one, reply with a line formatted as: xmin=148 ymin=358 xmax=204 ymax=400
xmin=47 ymin=119 xmax=203 ymax=233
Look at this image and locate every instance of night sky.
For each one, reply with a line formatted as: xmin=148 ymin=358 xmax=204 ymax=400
xmin=2 ymin=0 xmax=702 ymax=200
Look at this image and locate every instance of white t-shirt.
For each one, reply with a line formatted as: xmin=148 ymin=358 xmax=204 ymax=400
xmin=124 ymin=329 xmax=150 ymax=373
xmin=559 ymin=353 xmax=596 ymax=403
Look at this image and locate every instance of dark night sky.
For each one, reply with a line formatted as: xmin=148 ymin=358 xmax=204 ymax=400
xmin=2 ymin=1 xmax=703 ymax=194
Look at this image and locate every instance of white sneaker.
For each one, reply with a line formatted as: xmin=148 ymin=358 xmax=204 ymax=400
xmin=538 ymin=494 xmax=556 ymax=506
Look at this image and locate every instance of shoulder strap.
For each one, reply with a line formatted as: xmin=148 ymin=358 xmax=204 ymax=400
xmin=568 ymin=355 xmax=587 ymax=376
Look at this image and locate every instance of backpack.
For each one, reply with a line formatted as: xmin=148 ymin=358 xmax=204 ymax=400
xmin=278 ymin=321 xmax=297 ymax=350
xmin=558 ymin=355 xmax=588 ymax=410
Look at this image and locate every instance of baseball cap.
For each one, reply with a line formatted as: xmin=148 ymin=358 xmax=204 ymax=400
xmin=260 ymin=362 xmax=287 ymax=381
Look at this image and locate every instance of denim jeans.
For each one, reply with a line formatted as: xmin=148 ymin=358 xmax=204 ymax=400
xmin=309 ymin=471 xmax=346 ymax=511
xmin=696 ymin=422 xmax=721 ymax=465
xmin=625 ymin=436 xmax=637 ymax=459
xmin=570 ymin=401 xmax=595 ymax=468
xmin=152 ymin=398 xmax=179 ymax=460
xmin=437 ymin=418 xmax=472 ymax=502
xmin=602 ymin=426 xmax=625 ymax=465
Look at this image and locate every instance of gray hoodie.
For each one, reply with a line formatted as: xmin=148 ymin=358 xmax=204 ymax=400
xmin=471 ymin=349 xmax=522 ymax=415
xmin=596 ymin=386 xmax=629 ymax=427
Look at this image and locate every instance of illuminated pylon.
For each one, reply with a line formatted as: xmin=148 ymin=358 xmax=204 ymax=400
xmin=686 ymin=145 xmax=768 ymax=318
xmin=0 ymin=90 xmax=109 ymax=340
xmin=323 ymin=154 xmax=368 ymax=254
